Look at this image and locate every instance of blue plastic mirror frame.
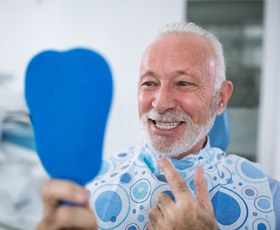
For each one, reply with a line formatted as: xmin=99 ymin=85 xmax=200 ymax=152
xmin=25 ymin=48 xmax=113 ymax=185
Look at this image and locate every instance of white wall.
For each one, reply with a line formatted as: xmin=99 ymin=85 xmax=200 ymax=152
xmin=257 ymin=0 xmax=280 ymax=180
xmin=0 ymin=0 xmax=185 ymax=155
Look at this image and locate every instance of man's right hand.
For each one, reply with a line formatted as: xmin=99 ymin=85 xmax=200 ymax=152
xmin=37 ymin=180 xmax=97 ymax=230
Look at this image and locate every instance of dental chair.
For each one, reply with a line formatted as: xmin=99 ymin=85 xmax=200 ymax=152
xmin=1 ymin=111 xmax=35 ymax=150
xmin=209 ymin=109 xmax=230 ymax=151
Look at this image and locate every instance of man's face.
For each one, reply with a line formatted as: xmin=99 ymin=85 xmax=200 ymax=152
xmin=138 ymin=34 xmax=218 ymax=158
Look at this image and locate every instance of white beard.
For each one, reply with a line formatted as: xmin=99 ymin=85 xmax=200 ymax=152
xmin=140 ymin=99 xmax=217 ymax=158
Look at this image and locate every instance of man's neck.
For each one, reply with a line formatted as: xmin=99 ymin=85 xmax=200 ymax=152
xmin=174 ymin=136 xmax=207 ymax=160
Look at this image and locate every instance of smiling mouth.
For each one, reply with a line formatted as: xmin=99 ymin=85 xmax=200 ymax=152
xmin=151 ymin=119 xmax=184 ymax=130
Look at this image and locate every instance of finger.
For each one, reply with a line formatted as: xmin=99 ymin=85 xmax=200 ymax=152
xmin=156 ymin=193 xmax=173 ymax=214
xmin=194 ymin=167 xmax=213 ymax=211
xmin=148 ymin=206 xmax=163 ymax=228
xmin=158 ymin=158 xmax=192 ymax=199
xmin=41 ymin=179 xmax=88 ymax=213
xmin=146 ymin=223 xmax=155 ymax=230
xmin=55 ymin=205 xmax=97 ymax=229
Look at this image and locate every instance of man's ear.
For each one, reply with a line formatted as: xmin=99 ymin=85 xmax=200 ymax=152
xmin=216 ymin=80 xmax=233 ymax=115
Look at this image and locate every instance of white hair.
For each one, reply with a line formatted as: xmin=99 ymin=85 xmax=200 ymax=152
xmin=157 ymin=22 xmax=225 ymax=92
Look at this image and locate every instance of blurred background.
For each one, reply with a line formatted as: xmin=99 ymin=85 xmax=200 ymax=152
xmin=0 ymin=0 xmax=279 ymax=229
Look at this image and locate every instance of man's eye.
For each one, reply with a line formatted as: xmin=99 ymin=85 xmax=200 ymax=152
xmin=142 ymin=82 xmax=156 ymax=86
xmin=177 ymin=81 xmax=191 ymax=86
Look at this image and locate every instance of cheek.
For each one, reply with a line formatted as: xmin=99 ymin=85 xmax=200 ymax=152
xmin=178 ymin=97 xmax=196 ymax=115
xmin=179 ymin=97 xmax=209 ymax=124
xmin=138 ymin=91 xmax=152 ymax=117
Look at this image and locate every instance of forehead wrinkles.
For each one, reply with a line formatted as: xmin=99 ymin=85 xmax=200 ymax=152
xmin=195 ymin=55 xmax=216 ymax=86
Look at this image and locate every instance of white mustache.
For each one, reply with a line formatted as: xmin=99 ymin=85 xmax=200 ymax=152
xmin=145 ymin=109 xmax=192 ymax=123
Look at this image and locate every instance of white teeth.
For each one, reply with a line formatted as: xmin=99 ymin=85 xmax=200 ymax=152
xmin=155 ymin=121 xmax=181 ymax=130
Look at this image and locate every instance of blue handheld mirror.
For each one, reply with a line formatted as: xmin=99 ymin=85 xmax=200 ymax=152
xmin=25 ymin=48 xmax=113 ymax=186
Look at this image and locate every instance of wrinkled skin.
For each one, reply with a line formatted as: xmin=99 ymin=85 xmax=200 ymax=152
xmin=147 ymin=158 xmax=218 ymax=230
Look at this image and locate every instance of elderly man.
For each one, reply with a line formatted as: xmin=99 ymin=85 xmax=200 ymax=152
xmin=37 ymin=22 xmax=279 ymax=230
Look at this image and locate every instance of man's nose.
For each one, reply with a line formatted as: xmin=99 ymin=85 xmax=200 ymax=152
xmin=151 ymin=86 xmax=177 ymax=113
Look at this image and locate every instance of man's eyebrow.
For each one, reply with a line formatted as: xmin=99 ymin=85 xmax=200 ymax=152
xmin=140 ymin=70 xmax=157 ymax=79
xmin=173 ymin=69 xmax=189 ymax=76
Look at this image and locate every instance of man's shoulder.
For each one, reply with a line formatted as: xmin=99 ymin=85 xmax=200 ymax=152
xmin=223 ymin=153 xmax=263 ymax=169
xmin=268 ymin=175 xmax=280 ymax=190
xmin=268 ymin=175 xmax=280 ymax=197
xmin=222 ymin=153 xmax=274 ymax=180
xmin=223 ymin=152 xmax=280 ymax=220
xmin=268 ymin=176 xmax=280 ymax=229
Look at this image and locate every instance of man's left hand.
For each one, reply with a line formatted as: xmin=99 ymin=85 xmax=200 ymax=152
xmin=147 ymin=158 xmax=217 ymax=230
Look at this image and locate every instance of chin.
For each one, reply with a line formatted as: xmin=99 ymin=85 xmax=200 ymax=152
xmin=145 ymin=135 xmax=195 ymax=158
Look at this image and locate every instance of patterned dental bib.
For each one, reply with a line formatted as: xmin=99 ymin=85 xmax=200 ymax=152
xmin=87 ymin=145 xmax=275 ymax=229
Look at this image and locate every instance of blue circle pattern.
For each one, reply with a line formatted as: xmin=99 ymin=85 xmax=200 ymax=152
xmin=138 ymin=214 xmax=145 ymax=222
xmin=95 ymin=191 xmax=122 ymax=222
xmin=125 ymin=223 xmax=139 ymax=230
xmin=245 ymin=188 xmax=254 ymax=197
xmin=253 ymin=219 xmax=271 ymax=230
xmin=241 ymin=161 xmax=265 ymax=179
xmin=128 ymin=227 xmax=137 ymax=230
xmin=258 ymin=223 xmax=267 ymax=230
xmin=87 ymin=146 xmax=275 ymax=229
xmin=258 ymin=198 xmax=270 ymax=210
xmin=131 ymin=179 xmax=151 ymax=203
xmin=242 ymin=186 xmax=258 ymax=200
xmin=255 ymin=196 xmax=273 ymax=213
xmin=121 ymin=173 xmax=132 ymax=183
xmin=133 ymin=182 xmax=148 ymax=199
